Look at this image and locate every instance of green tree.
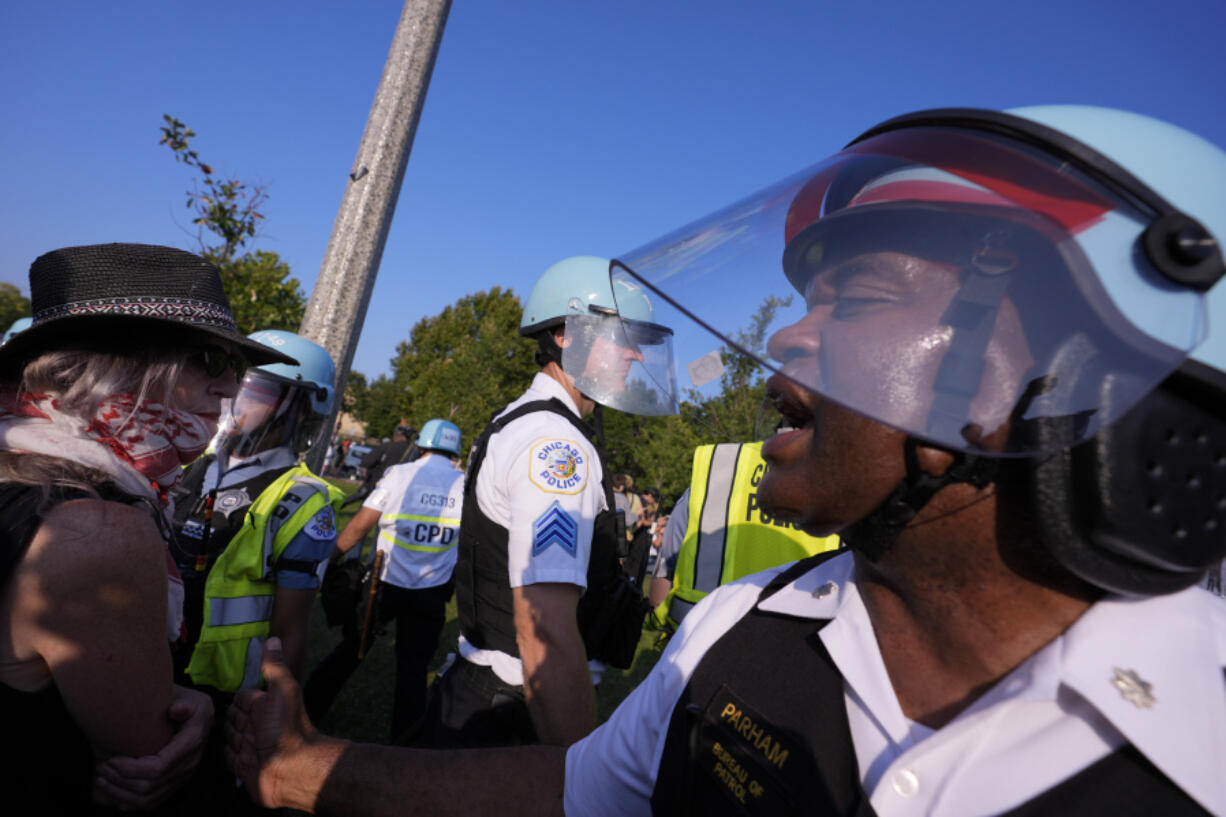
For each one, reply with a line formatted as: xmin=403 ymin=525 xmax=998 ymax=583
xmin=389 ymin=287 xmax=537 ymax=457
xmin=0 ymin=283 xmax=31 ymax=332
xmin=160 ymin=115 xmax=306 ymax=333
xmin=681 ymin=294 xmax=791 ymax=444
xmin=221 ymin=250 xmax=307 ymax=334
xmin=359 ymin=374 xmax=412 ymax=440
xmin=343 ymin=370 xmax=369 ymax=416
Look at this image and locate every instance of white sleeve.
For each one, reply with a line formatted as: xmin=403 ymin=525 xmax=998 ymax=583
xmin=503 ymin=426 xmax=604 ymax=589
xmin=563 ymin=632 xmax=684 ymax=816
xmin=362 ymin=466 xmax=401 ymax=512
xmin=562 ymin=577 xmax=779 ymax=815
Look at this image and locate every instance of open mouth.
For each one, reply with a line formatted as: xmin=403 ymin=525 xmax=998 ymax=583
xmin=765 ymin=374 xmax=816 ymax=432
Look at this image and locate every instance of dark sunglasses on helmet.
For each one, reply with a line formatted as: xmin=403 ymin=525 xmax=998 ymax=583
xmin=191 ymin=345 xmax=249 ymax=382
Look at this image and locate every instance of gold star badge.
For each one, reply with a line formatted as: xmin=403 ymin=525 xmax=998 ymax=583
xmin=1112 ymin=667 xmax=1156 ymax=709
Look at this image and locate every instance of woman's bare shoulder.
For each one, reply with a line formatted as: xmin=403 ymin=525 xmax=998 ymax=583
xmin=24 ymin=498 xmax=164 ymax=583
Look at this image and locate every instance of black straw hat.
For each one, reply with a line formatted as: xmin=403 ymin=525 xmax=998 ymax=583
xmin=0 ymin=243 xmax=298 ymax=376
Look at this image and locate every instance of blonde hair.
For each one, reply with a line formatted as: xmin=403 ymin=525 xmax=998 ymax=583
xmin=0 ymin=342 xmax=195 ymax=495
xmin=21 ymin=345 xmax=189 ymax=420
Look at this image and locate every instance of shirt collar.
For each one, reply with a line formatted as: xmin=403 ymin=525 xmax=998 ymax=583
xmin=1056 ymin=586 xmax=1226 ymax=811
xmin=527 ymin=371 xmax=583 ymax=418
xmin=759 ymin=552 xmax=1226 ymax=812
xmin=204 ymin=446 xmax=296 ymax=492
xmin=756 ymin=550 xmax=855 ymax=620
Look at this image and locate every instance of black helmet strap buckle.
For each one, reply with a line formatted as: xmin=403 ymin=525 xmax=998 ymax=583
xmin=850 ymin=437 xmax=999 ymax=562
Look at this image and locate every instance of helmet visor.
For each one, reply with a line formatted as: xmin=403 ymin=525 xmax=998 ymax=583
xmin=560 ymin=309 xmax=678 ymax=417
xmin=214 ymin=369 xmax=322 ymax=458
xmin=613 ymin=125 xmax=1207 ymax=455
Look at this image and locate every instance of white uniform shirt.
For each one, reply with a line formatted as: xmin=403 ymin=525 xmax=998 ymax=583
xmin=458 ymin=372 xmax=607 ymax=686
xmin=564 ymin=551 xmax=1226 ymax=816
xmin=363 ymin=453 xmax=465 ymax=590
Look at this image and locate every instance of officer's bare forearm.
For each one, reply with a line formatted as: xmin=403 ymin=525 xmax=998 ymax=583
xmin=274 ymin=739 xmax=566 ymax=817
xmin=335 ymin=507 xmax=381 ymax=555
xmin=514 ymin=584 xmax=595 ymax=745
xmin=521 ymin=635 xmax=596 ymax=746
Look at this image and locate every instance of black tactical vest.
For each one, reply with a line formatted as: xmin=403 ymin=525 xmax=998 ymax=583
xmin=454 ymin=399 xmax=622 ymax=660
xmin=650 ymin=553 xmax=1211 ymax=817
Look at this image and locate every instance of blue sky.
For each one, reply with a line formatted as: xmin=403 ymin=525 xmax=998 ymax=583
xmin=3 ymin=0 xmax=1224 ymax=378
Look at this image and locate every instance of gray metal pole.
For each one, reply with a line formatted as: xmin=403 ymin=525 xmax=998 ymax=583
xmin=299 ymin=0 xmax=451 ymax=472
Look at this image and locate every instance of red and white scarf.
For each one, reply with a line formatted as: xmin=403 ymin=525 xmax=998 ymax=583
xmin=0 ymin=389 xmax=214 ymax=640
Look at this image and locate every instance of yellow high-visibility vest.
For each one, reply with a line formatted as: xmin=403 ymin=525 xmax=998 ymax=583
xmin=186 ymin=464 xmax=342 ymax=691
xmin=655 ymin=442 xmax=840 ymax=632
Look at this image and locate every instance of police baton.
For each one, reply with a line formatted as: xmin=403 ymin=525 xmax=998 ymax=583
xmin=357 ymin=549 xmax=385 ymax=660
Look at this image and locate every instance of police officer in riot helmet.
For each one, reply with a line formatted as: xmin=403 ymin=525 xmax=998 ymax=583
xmin=171 ymin=330 xmax=342 ymax=689
xmin=412 ymin=255 xmax=675 ymax=749
xmin=228 ymin=107 xmax=1226 ymax=816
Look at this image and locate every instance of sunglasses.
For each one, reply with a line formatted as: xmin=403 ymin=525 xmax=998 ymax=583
xmin=191 ymin=346 xmax=249 ymax=382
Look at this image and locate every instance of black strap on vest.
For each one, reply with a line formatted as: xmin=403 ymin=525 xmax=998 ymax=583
xmin=455 ymin=398 xmax=639 ymax=664
xmin=651 ymin=550 xmax=1211 ymax=816
xmin=169 ymin=456 xmax=294 ymax=578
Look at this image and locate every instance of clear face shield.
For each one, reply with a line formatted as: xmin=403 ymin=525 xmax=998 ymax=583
xmin=212 ymin=368 xmax=327 ymax=460
xmin=559 ymin=298 xmax=678 ymax=417
xmin=612 ymin=125 xmax=1207 ymax=456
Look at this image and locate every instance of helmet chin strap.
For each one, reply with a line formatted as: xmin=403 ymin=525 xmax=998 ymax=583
xmin=845 ymin=250 xmax=1012 ymax=561
xmin=845 ymin=437 xmax=998 ymax=562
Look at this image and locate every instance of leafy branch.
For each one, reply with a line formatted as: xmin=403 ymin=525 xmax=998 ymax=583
xmin=159 ymin=114 xmax=266 ymax=265
xmin=158 ymin=115 xmax=304 ymax=334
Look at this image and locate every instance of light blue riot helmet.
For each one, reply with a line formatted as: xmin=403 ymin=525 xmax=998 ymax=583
xmin=1 ymin=317 xmax=31 ymax=346
xmin=519 ymin=256 xmax=677 ymax=416
xmin=1005 ymin=106 xmax=1225 ymax=374
xmin=613 ymin=106 xmax=1226 ymax=595
xmin=215 ymin=330 xmax=337 ymax=458
xmin=417 ymin=419 xmax=462 ymax=456
xmin=246 ymin=329 xmax=336 ymax=415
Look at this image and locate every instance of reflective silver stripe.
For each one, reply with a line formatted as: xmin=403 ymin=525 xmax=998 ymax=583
xmin=241 ymin=635 xmax=265 ymax=690
xmin=208 ymin=595 xmax=274 ymax=627
xmin=693 ymin=443 xmax=743 ymax=592
xmin=671 ymin=595 xmax=697 ymax=626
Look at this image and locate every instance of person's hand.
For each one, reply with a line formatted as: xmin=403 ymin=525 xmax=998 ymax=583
xmin=225 ymin=636 xmax=317 ymax=808
xmin=93 ymin=684 xmax=213 ymax=810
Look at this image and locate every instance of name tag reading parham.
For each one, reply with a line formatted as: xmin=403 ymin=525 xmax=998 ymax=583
xmin=692 ymin=685 xmax=806 ymax=815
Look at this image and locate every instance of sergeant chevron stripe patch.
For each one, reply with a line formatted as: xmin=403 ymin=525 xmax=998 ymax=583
xmin=532 ymin=501 xmax=578 ymax=556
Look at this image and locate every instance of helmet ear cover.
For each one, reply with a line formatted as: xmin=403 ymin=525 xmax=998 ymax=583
xmin=532 ymin=327 xmax=563 ymax=369
xmin=1028 ymin=358 xmax=1226 ymax=595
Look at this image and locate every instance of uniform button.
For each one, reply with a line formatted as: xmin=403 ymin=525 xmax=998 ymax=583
xmin=891 ymin=769 xmax=919 ymax=798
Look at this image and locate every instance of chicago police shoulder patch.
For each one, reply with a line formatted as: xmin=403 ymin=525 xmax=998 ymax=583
xmin=533 ymin=501 xmax=578 ymax=557
xmin=528 ymin=438 xmax=588 ymax=494
xmin=303 ymin=507 xmax=337 ymax=542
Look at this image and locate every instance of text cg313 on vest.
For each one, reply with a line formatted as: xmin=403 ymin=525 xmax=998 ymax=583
xmin=655 ymin=442 xmax=841 ymax=633
xmin=186 ymin=463 xmax=342 ymax=691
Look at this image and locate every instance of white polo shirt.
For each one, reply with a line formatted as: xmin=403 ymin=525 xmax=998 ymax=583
xmin=458 ymin=372 xmax=607 ymax=686
xmin=564 ymin=550 xmax=1226 ymax=816
xmin=364 ymin=452 xmax=465 ymax=590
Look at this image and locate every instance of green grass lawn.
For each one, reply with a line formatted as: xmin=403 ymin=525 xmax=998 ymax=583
xmin=307 ymin=478 xmax=664 ymax=744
